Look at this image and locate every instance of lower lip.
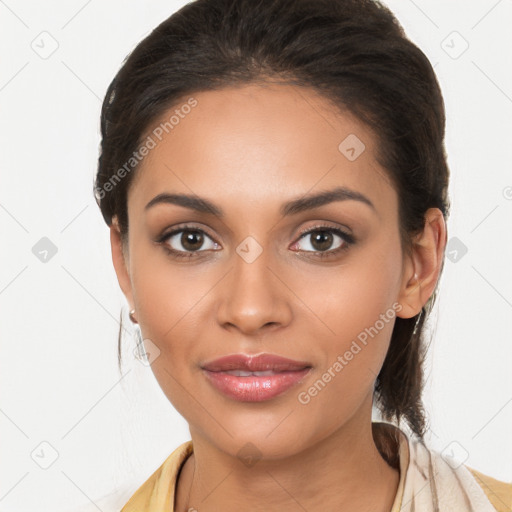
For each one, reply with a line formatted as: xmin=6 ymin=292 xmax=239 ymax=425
xmin=202 ymin=368 xmax=311 ymax=402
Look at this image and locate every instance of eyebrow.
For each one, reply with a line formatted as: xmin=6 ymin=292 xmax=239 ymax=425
xmin=144 ymin=186 xmax=377 ymax=217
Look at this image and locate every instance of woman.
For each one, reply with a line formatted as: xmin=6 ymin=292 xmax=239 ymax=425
xmin=94 ymin=0 xmax=512 ymax=510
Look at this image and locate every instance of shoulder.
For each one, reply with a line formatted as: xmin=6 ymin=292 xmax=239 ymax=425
xmin=467 ymin=466 xmax=512 ymax=512
xmin=120 ymin=440 xmax=194 ymax=512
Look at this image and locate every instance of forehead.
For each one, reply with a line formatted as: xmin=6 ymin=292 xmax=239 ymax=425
xmin=128 ymin=83 xmax=396 ymax=219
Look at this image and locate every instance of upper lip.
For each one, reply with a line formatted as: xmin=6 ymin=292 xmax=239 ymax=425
xmin=201 ymin=353 xmax=312 ymax=372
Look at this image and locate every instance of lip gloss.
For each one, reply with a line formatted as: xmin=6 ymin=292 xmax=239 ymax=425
xmin=202 ymin=368 xmax=311 ymax=401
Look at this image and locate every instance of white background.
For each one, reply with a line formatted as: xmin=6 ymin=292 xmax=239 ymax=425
xmin=1 ymin=0 xmax=511 ymax=510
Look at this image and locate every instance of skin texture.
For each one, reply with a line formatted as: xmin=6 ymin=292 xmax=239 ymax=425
xmin=110 ymin=83 xmax=446 ymax=511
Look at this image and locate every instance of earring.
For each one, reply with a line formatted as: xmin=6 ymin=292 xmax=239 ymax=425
xmin=133 ymin=323 xmax=148 ymax=363
xmin=411 ymin=273 xmax=422 ymax=335
xmin=129 ymin=308 xmax=148 ymax=363
xmin=412 ymin=309 xmax=423 ymax=336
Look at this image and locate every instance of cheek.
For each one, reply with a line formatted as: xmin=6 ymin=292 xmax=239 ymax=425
xmin=293 ymin=237 xmax=402 ymax=346
xmin=293 ymin=288 xmax=398 ymax=437
xmin=129 ymin=236 xmax=209 ymax=340
xmin=129 ymin=253 xmax=211 ymax=417
xmin=290 ymin=234 xmax=402 ymax=395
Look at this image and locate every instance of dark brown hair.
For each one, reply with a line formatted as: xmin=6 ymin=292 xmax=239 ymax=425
xmin=95 ymin=0 xmax=450 ymax=439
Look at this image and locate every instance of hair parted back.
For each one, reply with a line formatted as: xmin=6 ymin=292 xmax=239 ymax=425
xmin=95 ymin=0 xmax=450 ymax=439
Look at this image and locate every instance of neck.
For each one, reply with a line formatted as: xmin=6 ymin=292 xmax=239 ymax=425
xmin=175 ymin=415 xmax=400 ymax=512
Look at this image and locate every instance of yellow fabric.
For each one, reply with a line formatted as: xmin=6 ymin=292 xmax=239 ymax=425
xmin=120 ymin=433 xmax=512 ymax=511
xmin=467 ymin=467 xmax=512 ymax=512
xmin=121 ymin=441 xmax=193 ymax=512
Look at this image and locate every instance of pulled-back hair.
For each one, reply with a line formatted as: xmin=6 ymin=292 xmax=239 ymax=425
xmin=95 ymin=0 xmax=450 ymax=439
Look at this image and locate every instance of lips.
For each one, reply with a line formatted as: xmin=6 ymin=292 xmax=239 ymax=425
xmin=201 ymin=353 xmax=312 ymax=402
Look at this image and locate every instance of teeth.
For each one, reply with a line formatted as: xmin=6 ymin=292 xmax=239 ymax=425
xmin=224 ymin=370 xmax=276 ymax=377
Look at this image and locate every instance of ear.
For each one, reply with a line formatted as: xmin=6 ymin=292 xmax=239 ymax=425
xmin=110 ymin=216 xmax=134 ymax=310
xmin=396 ymin=208 xmax=447 ymax=319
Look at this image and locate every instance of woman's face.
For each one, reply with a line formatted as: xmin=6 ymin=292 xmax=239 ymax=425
xmin=112 ymin=83 xmax=420 ymax=459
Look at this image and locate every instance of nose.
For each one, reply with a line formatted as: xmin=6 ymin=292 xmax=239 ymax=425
xmin=216 ymin=243 xmax=293 ymax=336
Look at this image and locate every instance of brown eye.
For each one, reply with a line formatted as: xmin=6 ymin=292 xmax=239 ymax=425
xmin=292 ymin=226 xmax=355 ymax=258
xmin=160 ymin=227 xmax=220 ymax=256
xmin=309 ymin=230 xmax=335 ymax=251
xmin=294 ymin=227 xmax=353 ymax=254
xmin=180 ymin=230 xmax=205 ymax=251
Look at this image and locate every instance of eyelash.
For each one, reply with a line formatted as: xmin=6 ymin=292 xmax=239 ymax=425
xmin=156 ymin=223 xmax=356 ymax=260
